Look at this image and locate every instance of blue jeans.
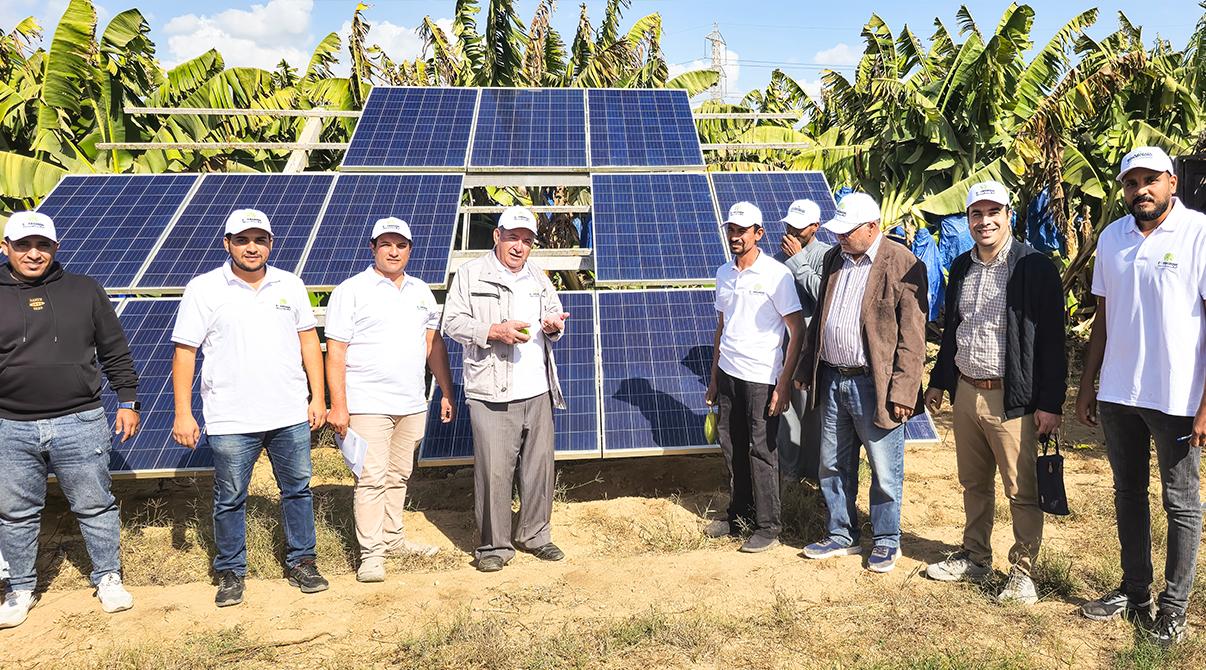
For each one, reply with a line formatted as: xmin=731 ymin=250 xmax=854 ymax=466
xmin=0 ymin=408 xmax=122 ymax=592
xmin=1099 ymin=401 xmax=1202 ymax=614
xmin=208 ymin=422 xmax=316 ymax=575
xmin=817 ymin=366 xmax=906 ymax=548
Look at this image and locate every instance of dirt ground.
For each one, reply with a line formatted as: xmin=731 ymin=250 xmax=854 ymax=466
xmin=2 ymin=398 xmax=1204 ymax=669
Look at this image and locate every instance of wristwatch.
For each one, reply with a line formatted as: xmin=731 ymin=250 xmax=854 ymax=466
xmin=118 ymin=401 xmax=141 ymax=413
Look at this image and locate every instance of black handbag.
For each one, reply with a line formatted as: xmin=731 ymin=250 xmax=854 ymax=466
xmin=1036 ymin=432 xmax=1070 ymax=516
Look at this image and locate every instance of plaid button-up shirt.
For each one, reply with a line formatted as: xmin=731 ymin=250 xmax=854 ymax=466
xmin=954 ymin=245 xmax=1010 ymax=379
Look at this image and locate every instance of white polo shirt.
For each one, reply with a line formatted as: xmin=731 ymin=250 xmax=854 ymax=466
xmin=172 ymin=264 xmax=317 ymax=435
xmin=490 ymin=254 xmax=549 ymax=400
xmin=714 ymin=250 xmax=803 ymax=385
xmin=325 ymin=268 xmax=441 ymax=415
xmin=1092 ymin=198 xmax=1206 ymax=416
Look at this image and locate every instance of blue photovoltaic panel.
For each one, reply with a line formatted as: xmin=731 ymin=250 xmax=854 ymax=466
xmin=29 ymin=174 xmax=197 ymax=288
xmin=598 ymin=290 xmax=718 ymax=453
xmin=421 ymin=292 xmax=599 ymax=463
xmin=591 ymin=173 xmax=725 ymax=283
xmin=137 ymin=174 xmax=333 ymax=288
xmin=904 ymin=411 xmax=940 ymax=443
xmin=587 ymin=89 xmax=704 ymax=168
xmin=470 ymin=89 xmax=587 ymax=169
xmin=299 ymin=174 xmax=463 ymax=287
xmin=709 ymin=171 xmax=839 ymax=251
xmin=103 ymin=299 xmax=211 ymax=473
xmin=343 ymin=87 xmax=478 ymax=169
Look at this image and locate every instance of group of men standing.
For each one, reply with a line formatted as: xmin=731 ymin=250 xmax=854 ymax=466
xmin=703 ymin=146 xmax=1204 ymax=647
xmin=0 ymin=146 xmax=1202 ymax=648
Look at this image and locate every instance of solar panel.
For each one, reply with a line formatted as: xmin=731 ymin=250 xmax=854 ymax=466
xmin=709 ymin=171 xmax=839 ymax=251
xmin=342 ymin=87 xmax=479 ymax=169
xmin=420 ymin=291 xmax=599 ymax=464
xmin=136 ymin=173 xmax=333 ymax=289
xmin=587 ymin=89 xmax=704 ymax=168
xmin=904 ymin=410 xmax=940 ymax=443
xmin=103 ymin=299 xmax=211 ymax=474
xmin=598 ymin=289 xmax=718 ymax=455
xmin=298 ymin=173 xmax=463 ymax=287
xmin=591 ymin=173 xmax=726 ymax=283
xmin=28 ymin=174 xmax=198 ymax=289
xmin=469 ymin=89 xmax=587 ymax=169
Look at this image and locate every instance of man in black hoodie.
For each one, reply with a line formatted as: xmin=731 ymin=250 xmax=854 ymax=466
xmin=0 ymin=211 xmax=141 ymax=629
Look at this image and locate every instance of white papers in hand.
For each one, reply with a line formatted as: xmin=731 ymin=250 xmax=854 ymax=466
xmin=335 ymin=428 xmax=370 ymax=478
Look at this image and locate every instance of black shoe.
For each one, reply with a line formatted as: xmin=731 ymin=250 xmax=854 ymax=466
xmin=523 ymin=543 xmax=565 ymax=561
xmin=1081 ymin=588 xmax=1152 ymax=622
xmin=286 ymin=559 xmax=329 ymax=594
xmin=215 ymin=571 xmax=244 ymax=608
xmin=476 ymin=556 xmax=506 ymax=572
xmin=1142 ymin=610 xmax=1188 ymax=647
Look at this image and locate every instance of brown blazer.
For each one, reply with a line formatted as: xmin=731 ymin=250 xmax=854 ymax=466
xmin=794 ymin=235 xmax=929 ymax=429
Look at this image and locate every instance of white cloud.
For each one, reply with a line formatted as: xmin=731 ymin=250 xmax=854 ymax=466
xmin=668 ymin=48 xmax=740 ymax=100
xmin=341 ymin=17 xmax=455 ymax=62
xmin=813 ymin=42 xmax=860 ymax=67
xmin=161 ymin=0 xmax=315 ymax=70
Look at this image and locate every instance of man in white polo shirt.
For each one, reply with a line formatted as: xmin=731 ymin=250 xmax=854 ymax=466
xmin=325 ymin=217 xmax=455 ymax=583
xmin=1077 ymin=146 xmax=1206 ymax=646
xmin=705 ymin=202 xmax=804 ymax=553
xmin=170 ymin=209 xmax=329 ymax=608
xmin=443 ymin=206 xmax=570 ymax=573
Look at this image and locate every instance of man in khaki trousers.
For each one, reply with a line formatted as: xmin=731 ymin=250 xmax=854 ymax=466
xmin=325 ymin=217 xmax=455 ymax=582
xmin=923 ymin=182 xmax=1066 ymax=604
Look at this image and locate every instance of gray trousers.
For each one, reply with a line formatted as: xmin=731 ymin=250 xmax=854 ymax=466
xmin=469 ymin=393 xmax=555 ymax=562
xmin=777 ymin=385 xmax=822 ymax=481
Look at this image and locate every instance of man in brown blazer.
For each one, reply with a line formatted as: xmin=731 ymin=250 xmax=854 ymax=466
xmin=794 ymin=192 xmax=928 ymax=573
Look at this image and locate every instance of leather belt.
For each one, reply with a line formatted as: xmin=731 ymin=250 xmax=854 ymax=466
xmin=960 ymin=373 xmax=1003 ymax=390
xmin=823 ymin=362 xmax=871 ymax=377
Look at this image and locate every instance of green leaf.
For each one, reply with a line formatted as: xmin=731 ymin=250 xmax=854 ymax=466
xmin=0 ymin=152 xmax=69 ymax=200
xmin=39 ymin=0 xmax=97 ymax=126
xmin=665 ymin=69 xmax=719 ymax=97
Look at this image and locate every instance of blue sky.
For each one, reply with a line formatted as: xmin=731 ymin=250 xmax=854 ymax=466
xmin=5 ymin=1 xmax=1201 ymax=101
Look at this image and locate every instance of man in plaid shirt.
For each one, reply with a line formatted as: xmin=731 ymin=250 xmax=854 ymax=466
xmin=922 ymin=181 xmax=1067 ymax=604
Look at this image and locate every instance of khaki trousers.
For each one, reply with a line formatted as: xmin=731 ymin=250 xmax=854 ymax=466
xmin=349 ymin=412 xmax=427 ymax=560
xmin=952 ymin=378 xmax=1043 ymax=573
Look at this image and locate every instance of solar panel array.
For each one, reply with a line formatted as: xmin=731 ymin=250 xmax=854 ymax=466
xmin=591 ymin=173 xmax=727 ymax=283
xmin=299 ymin=173 xmax=463 ymax=287
xmin=470 ymin=88 xmax=588 ymax=169
xmin=587 ymin=89 xmax=704 ymax=168
xmin=341 ymin=87 xmax=479 ymax=169
xmin=27 ymin=87 xmax=863 ymax=477
xmin=710 ymin=171 xmax=839 ymax=251
xmin=420 ymin=292 xmax=599 ymax=464
xmin=103 ymin=299 xmax=212 ymax=474
xmin=137 ymin=173 xmax=334 ymax=289
xmin=32 ymin=174 xmax=198 ymax=288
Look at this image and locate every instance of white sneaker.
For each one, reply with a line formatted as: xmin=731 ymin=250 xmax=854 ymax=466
xmin=96 ymin=573 xmax=134 ymax=613
xmin=356 ymin=557 xmax=386 ymax=583
xmin=0 ymin=590 xmax=38 ymax=629
xmin=387 ymin=538 xmax=440 ymax=558
xmin=997 ymin=567 xmax=1039 ymax=606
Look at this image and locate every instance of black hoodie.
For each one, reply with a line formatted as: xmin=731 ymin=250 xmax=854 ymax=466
xmin=0 ymin=261 xmax=138 ymax=420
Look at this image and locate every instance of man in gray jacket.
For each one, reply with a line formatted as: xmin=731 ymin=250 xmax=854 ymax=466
xmin=775 ymin=199 xmax=831 ymax=481
xmin=442 ymin=206 xmax=570 ymax=573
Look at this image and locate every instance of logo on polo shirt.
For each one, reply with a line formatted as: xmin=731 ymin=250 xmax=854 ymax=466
xmin=1158 ymin=251 xmax=1178 ymax=270
xmin=275 ymin=297 xmax=293 ymax=311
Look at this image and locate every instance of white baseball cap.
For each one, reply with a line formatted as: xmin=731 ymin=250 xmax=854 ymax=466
xmin=224 ymin=208 xmax=273 ymax=236
xmin=822 ymin=192 xmax=881 ymax=235
xmin=1118 ymin=146 xmax=1174 ymax=182
xmin=371 ymin=217 xmax=412 ymax=242
xmin=781 ymin=199 xmax=822 ymax=230
xmin=965 ymin=181 xmax=1010 ymax=209
xmin=723 ymin=201 xmax=763 ymax=228
xmin=4 ymin=211 xmax=58 ymax=243
xmin=498 ymin=206 xmax=538 ymax=234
